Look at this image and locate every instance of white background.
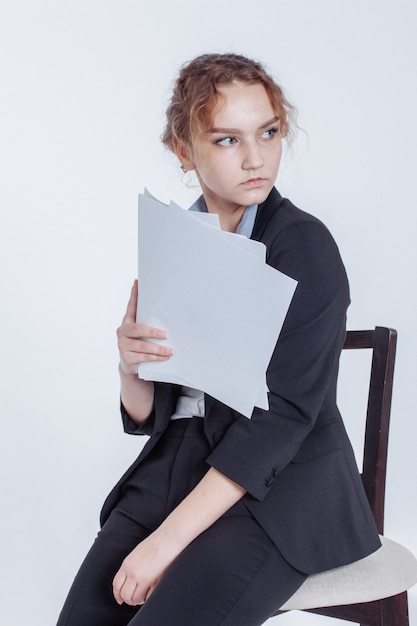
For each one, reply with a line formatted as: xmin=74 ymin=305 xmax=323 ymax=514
xmin=1 ymin=1 xmax=416 ymax=624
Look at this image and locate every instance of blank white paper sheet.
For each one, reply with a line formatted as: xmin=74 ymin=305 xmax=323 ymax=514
xmin=137 ymin=191 xmax=297 ymax=418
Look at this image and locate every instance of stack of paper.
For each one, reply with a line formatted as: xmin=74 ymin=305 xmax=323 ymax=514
xmin=137 ymin=191 xmax=297 ymax=418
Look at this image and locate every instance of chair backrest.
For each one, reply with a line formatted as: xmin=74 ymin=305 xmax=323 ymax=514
xmin=281 ymin=328 xmax=413 ymax=626
xmin=343 ymin=327 xmax=397 ymax=534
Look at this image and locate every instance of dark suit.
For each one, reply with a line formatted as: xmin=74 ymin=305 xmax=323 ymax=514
xmin=101 ymin=187 xmax=381 ymax=575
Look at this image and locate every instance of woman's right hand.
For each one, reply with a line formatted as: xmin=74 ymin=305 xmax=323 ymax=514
xmin=117 ymin=280 xmax=174 ymax=376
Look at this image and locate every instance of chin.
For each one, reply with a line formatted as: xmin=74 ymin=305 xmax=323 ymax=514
xmin=244 ymin=186 xmax=273 ymax=205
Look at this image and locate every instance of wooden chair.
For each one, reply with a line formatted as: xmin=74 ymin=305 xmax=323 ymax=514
xmin=278 ymin=327 xmax=417 ymax=625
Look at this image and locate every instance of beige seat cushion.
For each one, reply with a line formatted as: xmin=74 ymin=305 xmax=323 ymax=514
xmin=280 ymin=536 xmax=417 ymax=611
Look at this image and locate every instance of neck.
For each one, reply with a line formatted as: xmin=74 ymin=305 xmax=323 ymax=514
xmin=206 ymin=203 xmax=246 ymax=233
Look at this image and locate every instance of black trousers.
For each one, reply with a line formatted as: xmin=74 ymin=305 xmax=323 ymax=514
xmin=57 ymin=418 xmax=307 ymax=626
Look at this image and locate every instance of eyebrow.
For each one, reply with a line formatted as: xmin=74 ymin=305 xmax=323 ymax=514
xmin=209 ymin=116 xmax=280 ymax=134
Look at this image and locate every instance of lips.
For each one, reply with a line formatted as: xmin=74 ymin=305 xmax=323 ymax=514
xmin=242 ymin=178 xmax=265 ymax=188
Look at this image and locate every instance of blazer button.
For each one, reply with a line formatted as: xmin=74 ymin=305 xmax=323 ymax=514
xmin=265 ymin=478 xmax=272 ymax=487
xmin=272 ymin=467 xmax=279 ymax=477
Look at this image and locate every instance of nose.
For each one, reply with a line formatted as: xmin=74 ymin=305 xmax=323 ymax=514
xmin=242 ymin=141 xmax=263 ymax=171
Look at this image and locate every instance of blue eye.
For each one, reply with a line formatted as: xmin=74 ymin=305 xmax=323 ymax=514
xmin=216 ymin=136 xmax=237 ymax=146
xmin=261 ymin=127 xmax=279 ymax=139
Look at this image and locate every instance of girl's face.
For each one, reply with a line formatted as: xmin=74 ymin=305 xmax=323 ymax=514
xmin=180 ymin=82 xmax=282 ymax=223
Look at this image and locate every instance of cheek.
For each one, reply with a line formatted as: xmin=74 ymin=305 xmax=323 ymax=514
xmin=196 ymin=157 xmax=230 ymax=184
xmin=272 ymin=144 xmax=283 ymax=170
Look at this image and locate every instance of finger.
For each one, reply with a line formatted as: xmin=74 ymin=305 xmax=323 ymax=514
xmin=118 ymin=322 xmax=168 ymax=343
xmin=118 ymin=333 xmax=174 ymax=357
xmin=134 ymin=338 xmax=174 ymax=357
xmin=122 ymin=280 xmax=138 ymax=325
xmin=118 ymin=335 xmax=174 ymax=376
xmin=135 ymin=324 xmax=168 ymax=341
xmin=133 ymin=583 xmax=151 ymax=606
xmin=112 ymin=571 xmax=127 ymax=605
xmin=119 ymin=580 xmax=139 ymax=606
xmin=120 ymin=347 xmax=173 ymax=374
xmin=143 ymin=582 xmax=157 ymax=602
xmin=113 ymin=571 xmax=140 ymax=607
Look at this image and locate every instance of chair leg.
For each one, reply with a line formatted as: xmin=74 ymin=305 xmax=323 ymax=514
xmin=378 ymin=591 xmax=410 ymax=626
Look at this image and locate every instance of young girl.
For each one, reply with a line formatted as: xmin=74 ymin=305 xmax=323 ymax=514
xmin=57 ymin=53 xmax=381 ymax=626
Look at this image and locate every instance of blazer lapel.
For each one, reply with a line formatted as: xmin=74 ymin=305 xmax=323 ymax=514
xmin=153 ymin=382 xmax=181 ymax=432
xmin=251 ymin=187 xmax=284 ymax=241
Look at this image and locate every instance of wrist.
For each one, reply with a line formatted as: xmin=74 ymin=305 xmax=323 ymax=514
xmin=152 ymin=522 xmax=188 ymax=557
xmin=119 ymin=361 xmax=138 ymax=378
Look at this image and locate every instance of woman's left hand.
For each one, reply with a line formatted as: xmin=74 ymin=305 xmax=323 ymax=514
xmin=112 ymin=530 xmax=182 ymax=606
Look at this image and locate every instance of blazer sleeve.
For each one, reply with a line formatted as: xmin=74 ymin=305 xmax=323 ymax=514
xmin=120 ymin=382 xmax=180 ymax=437
xmin=120 ymin=401 xmax=156 ymax=436
xmin=206 ymin=218 xmax=351 ymax=501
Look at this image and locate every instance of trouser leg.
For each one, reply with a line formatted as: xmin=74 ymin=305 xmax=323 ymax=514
xmin=56 ymin=510 xmax=149 ymax=626
xmin=130 ymin=514 xmax=307 ymax=626
xmin=56 ymin=419 xmax=211 ymax=625
xmin=57 ymin=419 xmax=307 ymax=625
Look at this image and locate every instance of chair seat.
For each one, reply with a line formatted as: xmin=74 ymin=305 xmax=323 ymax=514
xmin=280 ymin=536 xmax=417 ymax=611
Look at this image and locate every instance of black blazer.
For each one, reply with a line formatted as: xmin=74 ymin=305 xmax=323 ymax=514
xmin=101 ymin=188 xmax=381 ymax=575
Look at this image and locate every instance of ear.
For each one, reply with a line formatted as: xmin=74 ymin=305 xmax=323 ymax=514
xmin=173 ymin=140 xmax=196 ymax=172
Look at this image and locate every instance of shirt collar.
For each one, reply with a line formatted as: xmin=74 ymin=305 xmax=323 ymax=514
xmin=189 ymin=196 xmax=258 ymax=239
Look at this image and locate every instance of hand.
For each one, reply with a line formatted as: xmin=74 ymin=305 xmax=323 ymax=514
xmin=112 ymin=529 xmax=182 ymax=606
xmin=112 ymin=468 xmax=246 ymax=606
xmin=117 ymin=280 xmax=174 ymax=375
